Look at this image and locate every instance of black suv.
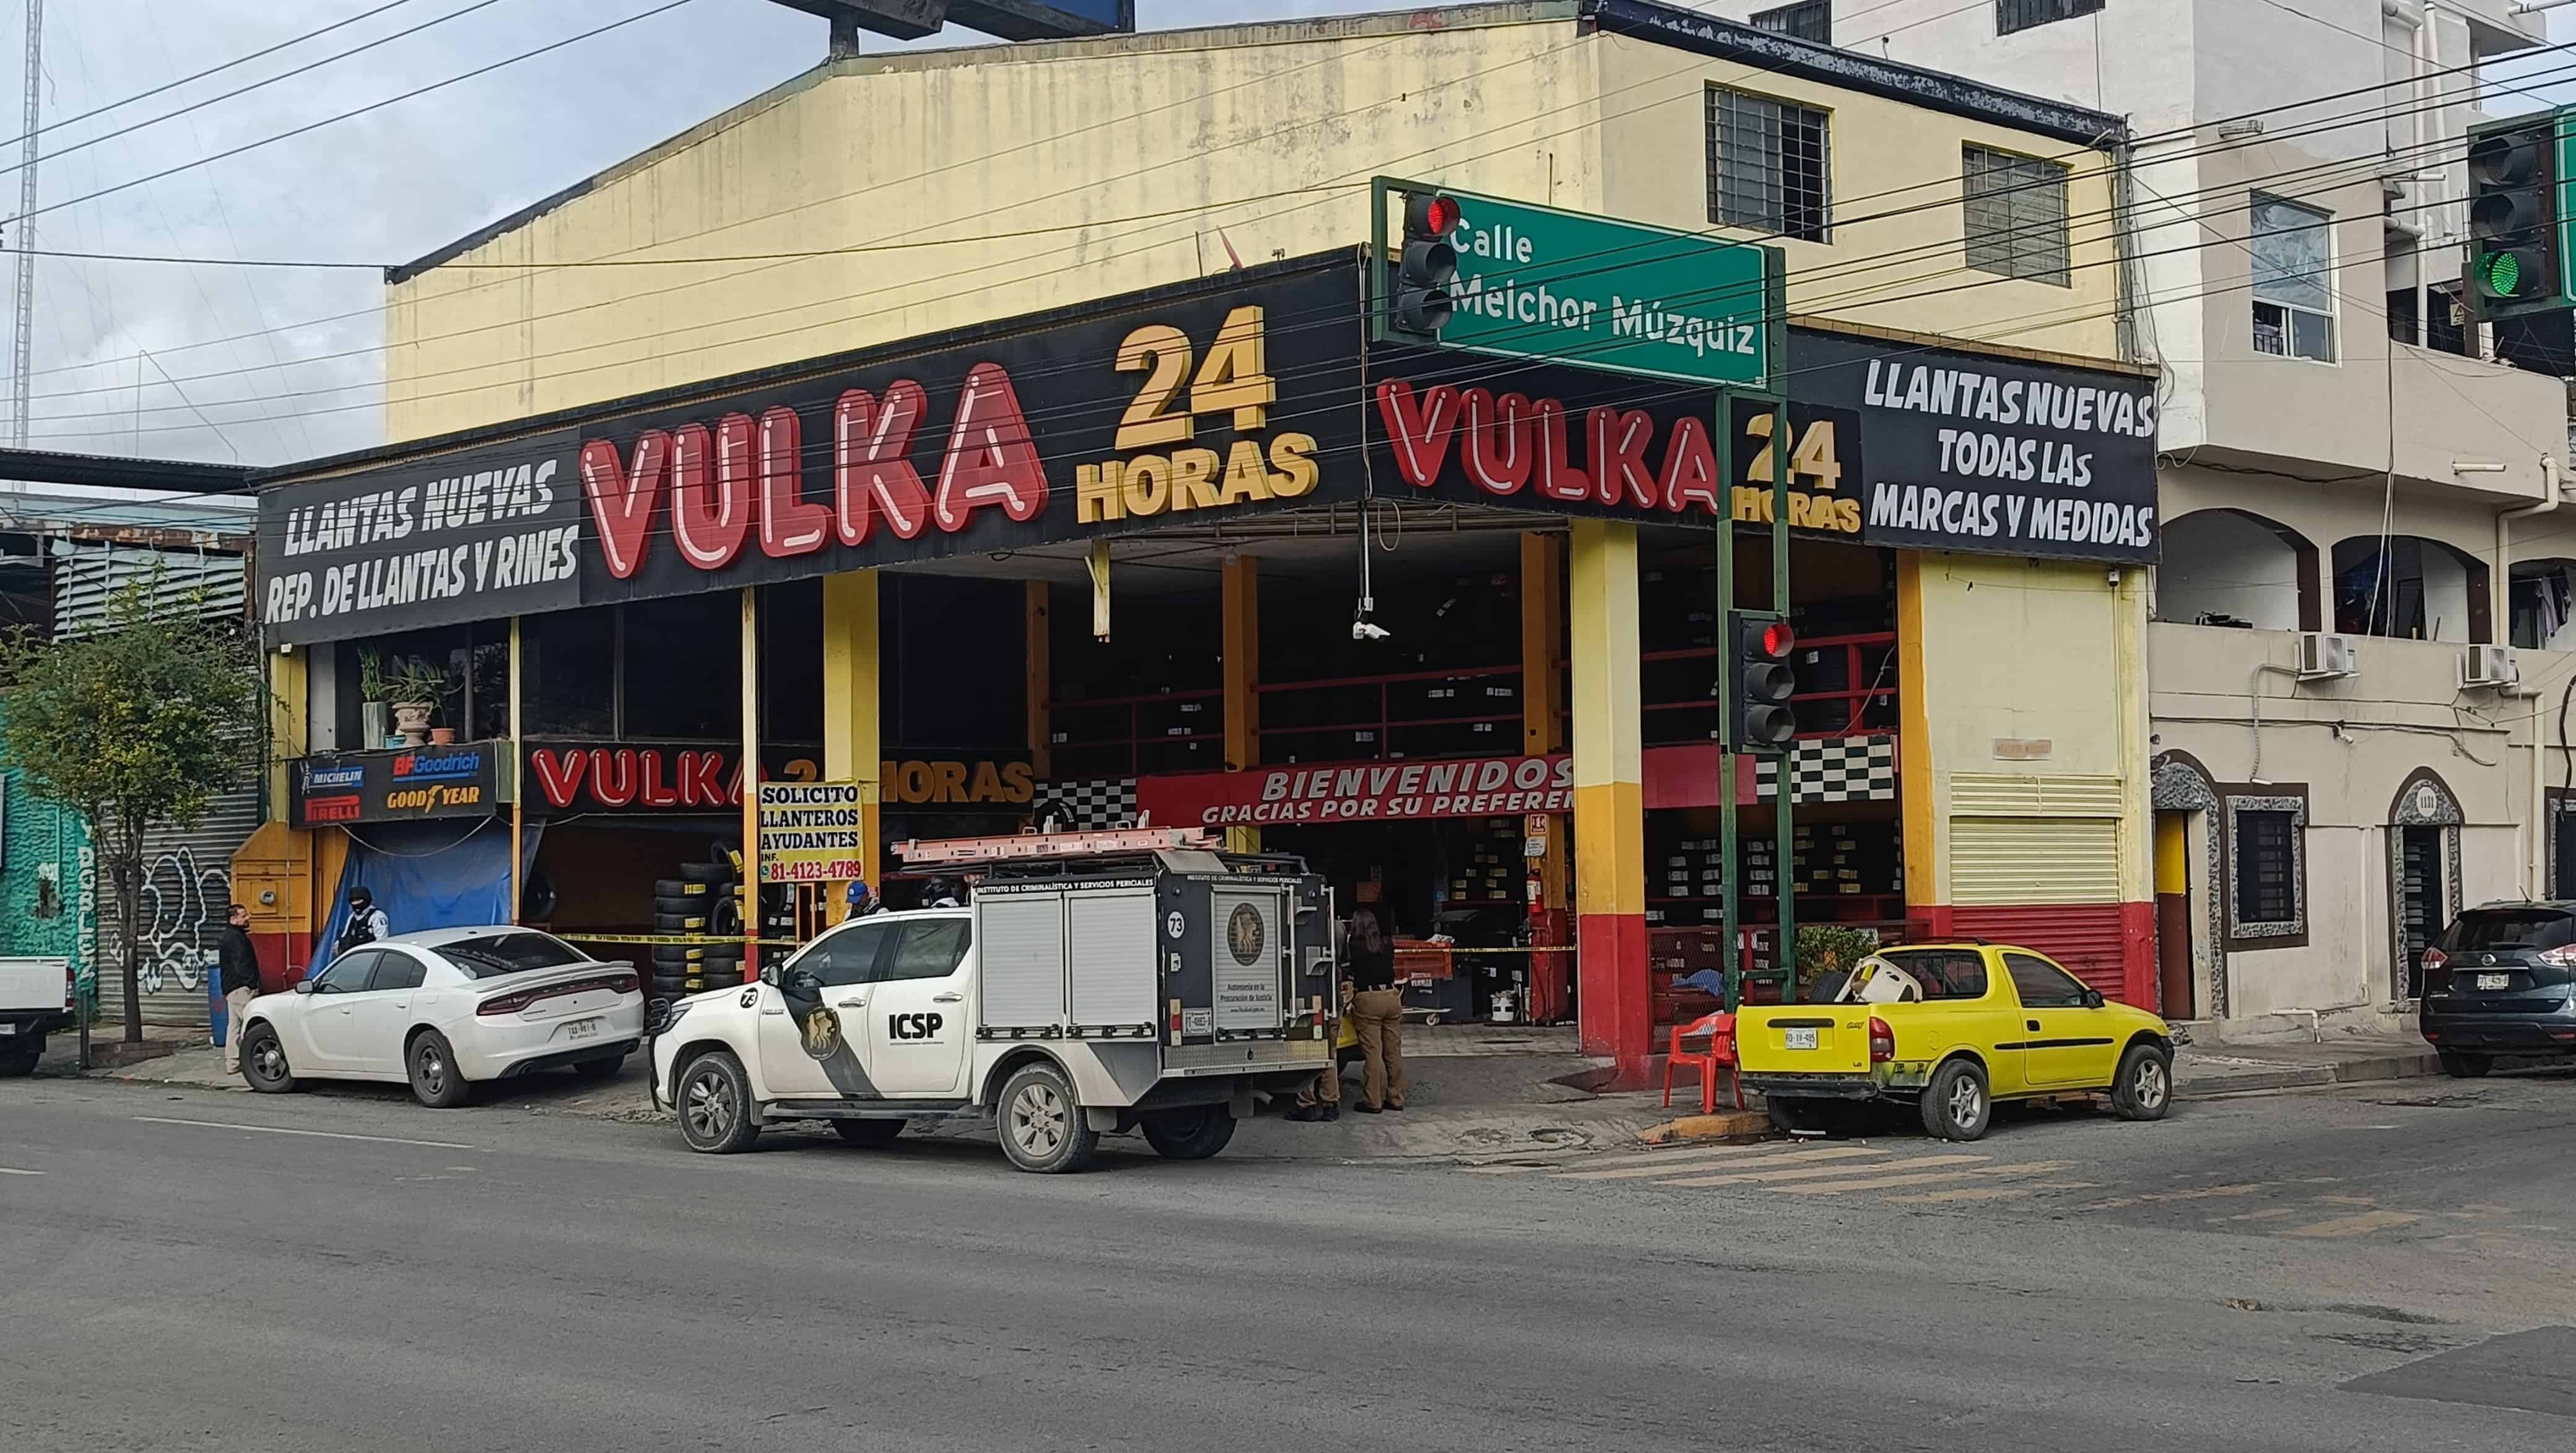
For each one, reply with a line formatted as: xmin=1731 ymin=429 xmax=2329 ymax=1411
xmin=2420 ymin=903 xmax=2576 ymax=1076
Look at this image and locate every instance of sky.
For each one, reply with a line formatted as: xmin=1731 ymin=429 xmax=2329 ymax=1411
xmin=2 ymin=0 xmax=2569 ymax=471
xmin=0 ymin=0 xmax=1399 ymax=470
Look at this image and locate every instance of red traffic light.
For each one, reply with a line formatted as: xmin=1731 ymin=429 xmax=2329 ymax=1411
xmin=1757 ymin=621 xmax=1796 ymax=658
xmin=1406 ymin=193 xmax=1463 ymax=238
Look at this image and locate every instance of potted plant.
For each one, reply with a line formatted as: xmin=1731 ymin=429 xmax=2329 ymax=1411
xmin=356 ymin=648 xmax=391 ymax=749
xmin=1796 ymin=923 xmax=1882 ymax=1000
xmin=380 ymin=657 xmax=448 ymax=747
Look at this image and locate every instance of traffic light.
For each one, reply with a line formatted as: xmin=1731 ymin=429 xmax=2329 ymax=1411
xmin=1730 ymin=611 xmax=1798 ymax=751
xmin=1390 ymin=192 xmax=1462 ymax=337
xmin=2467 ymin=112 xmax=2567 ymax=320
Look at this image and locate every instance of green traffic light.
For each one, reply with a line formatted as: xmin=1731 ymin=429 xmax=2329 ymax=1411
xmin=2484 ymin=250 xmax=2525 ymax=297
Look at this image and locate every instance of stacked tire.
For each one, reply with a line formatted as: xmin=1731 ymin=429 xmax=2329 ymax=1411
xmin=651 ymin=860 xmax=744 ymax=1001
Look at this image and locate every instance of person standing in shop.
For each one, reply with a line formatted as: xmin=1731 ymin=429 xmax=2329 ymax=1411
xmin=1345 ymin=907 xmax=1405 ymax=1114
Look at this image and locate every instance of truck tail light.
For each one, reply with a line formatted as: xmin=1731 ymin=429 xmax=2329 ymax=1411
xmin=2533 ymin=944 xmax=2576 ymax=966
xmin=1868 ymin=1016 xmax=1894 ymax=1063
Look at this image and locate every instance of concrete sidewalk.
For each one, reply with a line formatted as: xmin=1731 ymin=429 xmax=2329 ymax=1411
xmin=2172 ymin=1032 xmax=2445 ymax=1094
xmin=62 ymin=1022 xmax=1656 ymax=1162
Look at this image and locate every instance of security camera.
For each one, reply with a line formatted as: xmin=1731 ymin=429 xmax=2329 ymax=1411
xmin=1351 ymin=619 xmax=1392 ymax=642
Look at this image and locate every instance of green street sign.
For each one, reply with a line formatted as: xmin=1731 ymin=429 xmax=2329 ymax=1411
xmin=1372 ymin=180 xmax=1777 ymax=390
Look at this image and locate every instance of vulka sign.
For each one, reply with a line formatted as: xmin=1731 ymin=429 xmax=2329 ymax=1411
xmin=1374 ymin=378 xmax=1732 ymax=517
xmin=577 ymin=364 xmax=1048 ymax=578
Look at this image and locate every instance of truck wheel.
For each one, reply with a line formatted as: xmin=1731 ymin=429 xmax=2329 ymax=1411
xmin=675 ymin=1050 xmax=761 ymax=1154
xmin=1139 ymin=1106 xmax=1237 ymax=1160
xmin=833 ymin=1118 xmax=905 ymax=1147
xmin=240 ymin=1023 xmax=297 ymax=1093
xmin=2109 ymin=1043 xmax=2174 ymax=1121
xmin=406 ymin=1031 xmax=474 ymax=1109
xmin=1920 ymin=1058 xmax=1991 ymax=1141
xmin=998 ymin=1062 xmax=1098 ymax=1174
xmin=0 ymin=1042 xmax=37 ymax=1078
xmin=2439 ymin=1050 xmax=2494 ymax=1080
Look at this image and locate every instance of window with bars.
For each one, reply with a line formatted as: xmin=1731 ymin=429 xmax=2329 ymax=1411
xmin=1751 ymin=1 xmax=1831 ymax=42
xmin=1998 ymin=0 xmax=2103 ymax=35
xmin=1962 ymin=145 xmax=2069 ymax=286
xmin=1707 ymin=85 xmax=1832 ymax=243
xmin=2233 ymin=809 xmax=2298 ymax=927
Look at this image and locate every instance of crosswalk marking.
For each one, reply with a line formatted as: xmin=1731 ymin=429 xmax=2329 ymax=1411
xmin=1659 ymin=1151 xmax=1985 ymax=1189
xmin=1775 ymin=1159 xmax=2069 ymax=1197
xmin=1891 ymin=1185 xmax=2027 ymax=1204
xmin=1558 ymin=1145 xmax=1882 ymax=1182
xmin=2285 ymin=1210 xmax=2422 ymax=1238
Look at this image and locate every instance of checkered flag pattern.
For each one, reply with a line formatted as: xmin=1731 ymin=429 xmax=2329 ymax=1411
xmin=1032 ymin=779 xmax=1139 ymax=830
xmin=1755 ymin=735 xmax=1897 ymax=803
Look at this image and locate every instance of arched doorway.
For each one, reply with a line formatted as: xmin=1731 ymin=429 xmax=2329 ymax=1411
xmin=2151 ymin=751 xmax=2225 ymax=1019
xmin=2388 ymin=769 xmax=2464 ymax=1001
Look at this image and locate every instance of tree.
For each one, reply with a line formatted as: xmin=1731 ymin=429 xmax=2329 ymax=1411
xmin=0 ymin=574 xmax=264 ymax=1043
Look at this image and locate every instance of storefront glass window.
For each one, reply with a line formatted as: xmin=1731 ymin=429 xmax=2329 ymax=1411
xmin=622 ymin=593 xmax=742 ymax=740
xmin=526 ymin=606 xmax=616 ymax=737
xmin=363 ymin=624 xmax=469 ymax=735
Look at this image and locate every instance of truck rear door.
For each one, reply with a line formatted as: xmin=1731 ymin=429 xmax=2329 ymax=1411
xmin=1735 ymin=1005 xmax=1875 ymax=1076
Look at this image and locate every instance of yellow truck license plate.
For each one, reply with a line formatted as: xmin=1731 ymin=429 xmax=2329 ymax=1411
xmin=1785 ymin=1027 xmax=1819 ymax=1050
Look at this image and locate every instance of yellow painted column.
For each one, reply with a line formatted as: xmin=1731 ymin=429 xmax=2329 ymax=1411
xmin=266 ymin=645 xmax=308 ymax=825
xmin=1895 ymin=552 xmax=1939 ymax=922
xmin=1568 ymin=520 xmax=1647 ymax=1072
xmin=1521 ymin=533 xmax=1569 ymax=1023
xmin=1222 ymin=554 xmax=1260 ymax=852
xmin=822 ymin=572 xmax=882 ymax=921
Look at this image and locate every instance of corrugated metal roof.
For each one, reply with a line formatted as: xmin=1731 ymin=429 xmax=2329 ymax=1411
xmin=51 ymin=541 xmax=246 ymax=639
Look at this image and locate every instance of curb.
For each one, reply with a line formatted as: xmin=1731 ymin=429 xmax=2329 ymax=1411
xmin=1638 ymin=1109 xmax=1770 ymax=1143
xmin=2182 ymin=1050 xmax=2443 ymax=1098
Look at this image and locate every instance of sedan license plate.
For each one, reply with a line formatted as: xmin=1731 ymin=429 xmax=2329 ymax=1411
xmin=1785 ymin=1026 xmax=1820 ymax=1050
xmin=2476 ymin=973 xmax=2512 ymax=990
xmin=564 ymin=1017 xmax=602 ymax=1042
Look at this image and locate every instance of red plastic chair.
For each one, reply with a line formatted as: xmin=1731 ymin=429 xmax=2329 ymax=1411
xmin=1661 ymin=1010 xmax=1741 ymax=1114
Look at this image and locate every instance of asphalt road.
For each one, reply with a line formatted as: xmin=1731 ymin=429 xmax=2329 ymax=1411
xmin=2 ymin=1068 xmax=2570 ymax=1452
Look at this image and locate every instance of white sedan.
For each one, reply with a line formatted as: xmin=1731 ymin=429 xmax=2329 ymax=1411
xmin=237 ymin=928 xmax=645 ymax=1107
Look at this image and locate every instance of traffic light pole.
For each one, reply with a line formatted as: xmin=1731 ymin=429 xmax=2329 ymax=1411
xmin=1719 ymin=258 xmax=1795 ymax=1013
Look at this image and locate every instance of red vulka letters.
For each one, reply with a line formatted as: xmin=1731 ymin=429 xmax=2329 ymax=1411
xmin=1532 ymin=398 xmax=1591 ymax=502
xmin=1658 ymin=415 xmax=1725 ymax=516
xmin=579 ymin=430 xmax=670 ymax=580
xmin=833 ymin=383 xmax=930 ymax=544
xmin=530 ymin=749 xmax=588 ymax=809
xmin=677 ymin=750 xmax=729 ymax=806
xmin=668 ymin=417 xmax=753 ymax=570
xmin=1587 ymin=406 xmax=1660 ymax=509
xmin=1460 ymin=389 xmax=1533 ymax=496
xmin=586 ymin=748 xmax=637 ymax=808
xmin=933 ymin=364 xmax=1048 ymax=533
xmin=1374 ymin=380 xmax=1460 ymax=488
xmin=758 ymin=407 xmax=829 ymax=558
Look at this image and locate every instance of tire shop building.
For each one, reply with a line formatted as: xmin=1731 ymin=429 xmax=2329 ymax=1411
xmin=242 ymin=1 xmax=2168 ymax=1078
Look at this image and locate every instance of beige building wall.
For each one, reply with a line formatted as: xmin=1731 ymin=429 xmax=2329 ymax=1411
xmin=384 ymin=4 xmax=2126 ymax=441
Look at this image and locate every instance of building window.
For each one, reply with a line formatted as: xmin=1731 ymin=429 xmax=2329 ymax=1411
xmin=1751 ymin=1 xmax=1831 ymax=42
xmin=2227 ymin=794 xmax=2307 ymax=945
xmin=2384 ymin=287 xmax=2419 ymax=347
xmin=1998 ymin=0 xmax=2103 ymax=35
xmin=2426 ymin=284 xmax=2468 ymax=357
xmin=2250 ymin=196 xmax=2335 ymax=362
xmin=1708 ymin=85 xmax=1832 ymax=243
xmin=1963 ymin=145 xmax=2069 ymax=286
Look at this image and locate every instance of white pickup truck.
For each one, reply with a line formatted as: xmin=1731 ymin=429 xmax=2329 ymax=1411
xmin=648 ymin=831 xmax=1336 ymax=1172
xmin=0 ymin=957 xmax=75 ymax=1077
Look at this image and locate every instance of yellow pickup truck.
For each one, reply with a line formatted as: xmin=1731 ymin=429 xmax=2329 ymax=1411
xmin=1735 ymin=943 xmax=2178 ymax=1141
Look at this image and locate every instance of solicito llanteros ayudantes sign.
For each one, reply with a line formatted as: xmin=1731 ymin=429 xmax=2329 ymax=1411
xmin=757 ymin=782 xmax=867 ymax=884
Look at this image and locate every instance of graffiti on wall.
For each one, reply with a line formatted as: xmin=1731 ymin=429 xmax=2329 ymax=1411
xmin=132 ymin=847 xmax=230 ymax=997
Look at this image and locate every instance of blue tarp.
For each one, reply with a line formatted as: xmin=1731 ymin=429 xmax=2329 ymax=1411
xmin=305 ymin=819 xmax=541 ymax=980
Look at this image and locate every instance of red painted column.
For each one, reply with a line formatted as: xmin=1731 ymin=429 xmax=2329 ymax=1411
xmin=1570 ymin=521 xmax=1650 ymax=1082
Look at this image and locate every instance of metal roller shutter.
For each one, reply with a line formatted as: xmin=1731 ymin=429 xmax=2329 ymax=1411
xmin=1950 ymin=817 xmax=2120 ymax=907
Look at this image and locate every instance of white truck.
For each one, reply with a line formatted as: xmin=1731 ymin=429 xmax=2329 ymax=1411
xmin=647 ymin=829 xmax=1336 ymax=1172
xmin=0 ymin=957 xmax=75 ymax=1078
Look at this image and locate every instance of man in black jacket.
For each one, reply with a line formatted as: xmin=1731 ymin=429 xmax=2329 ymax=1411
xmin=217 ymin=904 xmax=261 ymax=1075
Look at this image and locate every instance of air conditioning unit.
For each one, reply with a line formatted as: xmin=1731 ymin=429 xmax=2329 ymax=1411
xmin=2462 ymin=643 xmax=2521 ymax=690
xmin=2297 ymin=632 xmax=2359 ymax=680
